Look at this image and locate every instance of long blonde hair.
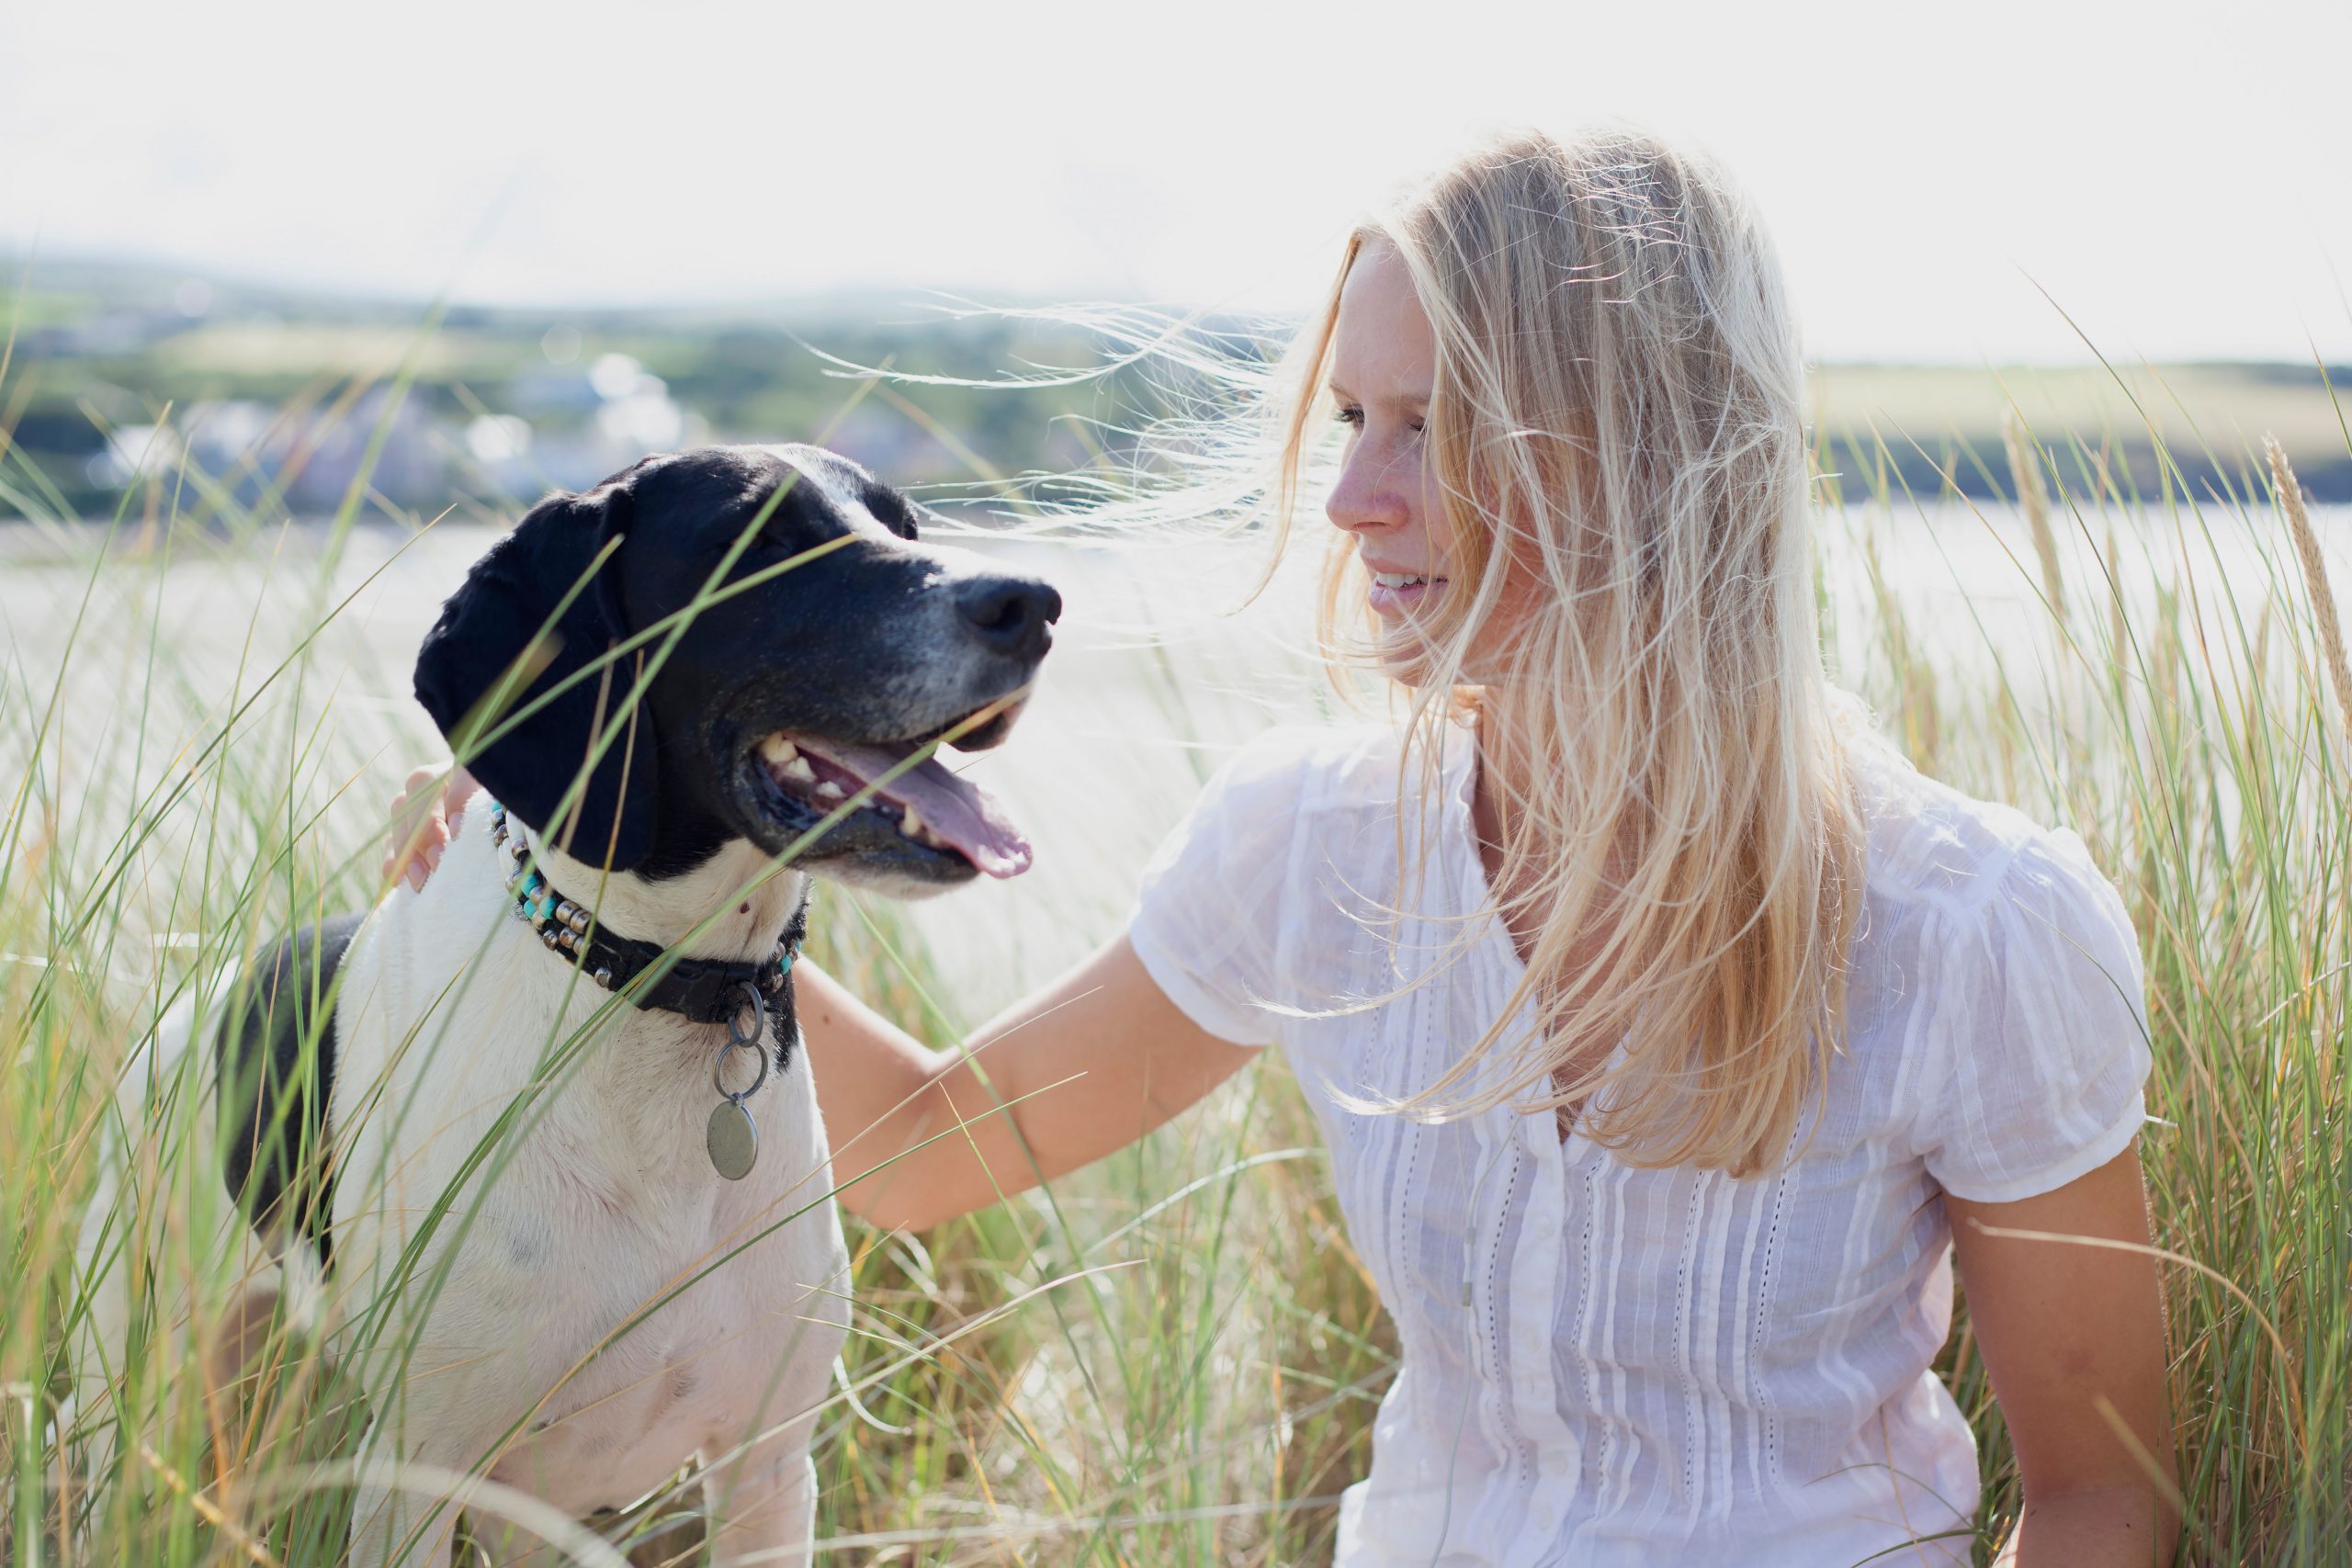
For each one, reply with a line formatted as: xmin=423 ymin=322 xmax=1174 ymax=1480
xmin=1270 ymin=126 xmax=1862 ymax=1176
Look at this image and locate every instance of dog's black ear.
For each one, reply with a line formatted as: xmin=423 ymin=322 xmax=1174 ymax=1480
xmin=413 ymin=481 xmax=660 ymax=871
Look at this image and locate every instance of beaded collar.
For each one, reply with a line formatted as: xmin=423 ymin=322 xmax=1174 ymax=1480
xmin=488 ymin=800 xmax=803 ymax=1038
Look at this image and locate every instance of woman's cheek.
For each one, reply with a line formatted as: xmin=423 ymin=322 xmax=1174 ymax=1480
xmin=1403 ymin=453 xmax=1440 ymax=555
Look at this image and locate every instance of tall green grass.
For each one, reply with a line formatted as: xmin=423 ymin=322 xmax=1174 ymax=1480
xmin=2 ymin=333 xmax=2347 ymax=1566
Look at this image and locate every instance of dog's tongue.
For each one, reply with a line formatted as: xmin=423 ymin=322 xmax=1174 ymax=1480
xmin=813 ymin=739 xmax=1033 ymax=878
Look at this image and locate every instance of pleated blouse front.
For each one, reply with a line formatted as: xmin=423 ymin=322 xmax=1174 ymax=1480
xmin=1125 ymin=718 xmax=2151 ymax=1567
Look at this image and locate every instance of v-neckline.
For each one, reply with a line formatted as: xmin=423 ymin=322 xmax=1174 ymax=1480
xmin=1438 ymin=724 xmax=1610 ymax=1154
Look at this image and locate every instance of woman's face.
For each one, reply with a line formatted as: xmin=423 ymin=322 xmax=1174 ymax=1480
xmin=1325 ymin=240 xmax=1446 ymax=666
xmin=1325 ymin=239 xmax=1525 ymax=684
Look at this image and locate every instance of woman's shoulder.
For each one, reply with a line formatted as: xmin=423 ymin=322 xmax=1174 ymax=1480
xmin=1831 ymin=708 xmax=2151 ymax=1193
xmin=1835 ymin=705 xmax=2143 ymax=1031
xmin=1200 ymin=717 xmax=1439 ymax=822
xmin=1839 ymin=716 xmax=2115 ymax=929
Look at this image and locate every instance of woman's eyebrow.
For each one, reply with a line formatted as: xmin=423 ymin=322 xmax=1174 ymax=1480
xmin=1327 ymin=378 xmax=1431 ymax=400
xmin=1328 ymin=383 xmax=1431 ymax=411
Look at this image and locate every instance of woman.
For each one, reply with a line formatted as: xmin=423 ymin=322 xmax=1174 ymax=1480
xmin=391 ymin=127 xmax=2176 ymax=1565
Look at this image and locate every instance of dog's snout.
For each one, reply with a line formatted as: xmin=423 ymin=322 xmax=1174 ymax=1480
xmin=955 ymin=575 xmax=1060 ymax=660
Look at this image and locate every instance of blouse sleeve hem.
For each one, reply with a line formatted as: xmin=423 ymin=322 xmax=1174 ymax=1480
xmin=1930 ymin=1096 xmax=2147 ymax=1205
xmin=1125 ymin=916 xmax=1275 ymax=1050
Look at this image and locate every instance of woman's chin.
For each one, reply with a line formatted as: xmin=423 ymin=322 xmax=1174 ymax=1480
xmin=1369 ymin=639 xmax=1446 ymax=690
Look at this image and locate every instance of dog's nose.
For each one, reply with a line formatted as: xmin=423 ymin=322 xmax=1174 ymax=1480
xmin=955 ymin=575 xmax=1061 ymax=660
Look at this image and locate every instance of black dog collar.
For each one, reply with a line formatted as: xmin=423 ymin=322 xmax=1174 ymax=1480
xmin=488 ymin=800 xmax=803 ymax=1032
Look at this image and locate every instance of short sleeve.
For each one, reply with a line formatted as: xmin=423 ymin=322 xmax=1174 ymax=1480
xmin=1914 ymin=830 xmax=2154 ymax=1203
xmin=1125 ymin=732 xmax=1317 ymax=1049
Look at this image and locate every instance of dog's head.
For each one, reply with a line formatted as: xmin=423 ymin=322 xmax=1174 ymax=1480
xmin=414 ymin=444 xmax=1057 ymax=896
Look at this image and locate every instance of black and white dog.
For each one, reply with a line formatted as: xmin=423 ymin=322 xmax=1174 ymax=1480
xmin=74 ymin=445 xmax=1057 ymax=1565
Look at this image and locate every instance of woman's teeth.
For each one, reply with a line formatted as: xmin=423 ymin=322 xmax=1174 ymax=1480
xmin=1373 ymin=571 xmax=1429 ymax=588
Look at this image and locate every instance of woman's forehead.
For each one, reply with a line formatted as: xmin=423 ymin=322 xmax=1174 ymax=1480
xmin=1330 ymin=240 xmax=1434 ymax=400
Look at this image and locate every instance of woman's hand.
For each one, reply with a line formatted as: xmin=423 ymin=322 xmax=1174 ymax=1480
xmin=382 ymin=763 xmax=481 ymax=890
xmin=1949 ymin=1145 xmax=2179 ymax=1566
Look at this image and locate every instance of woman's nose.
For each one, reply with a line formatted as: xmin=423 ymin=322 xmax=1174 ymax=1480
xmin=1325 ymin=445 xmax=1407 ymax=535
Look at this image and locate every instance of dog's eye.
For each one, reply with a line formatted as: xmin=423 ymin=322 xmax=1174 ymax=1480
xmin=865 ymin=488 xmax=921 ymax=542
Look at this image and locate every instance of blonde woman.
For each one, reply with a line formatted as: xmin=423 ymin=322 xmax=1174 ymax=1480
xmin=392 ymin=128 xmax=2176 ymax=1565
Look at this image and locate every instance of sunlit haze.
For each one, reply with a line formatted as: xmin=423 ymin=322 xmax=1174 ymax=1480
xmin=6 ymin=0 xmax=2346 ymax=362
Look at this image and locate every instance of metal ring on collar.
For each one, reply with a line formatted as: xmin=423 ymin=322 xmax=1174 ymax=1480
xmin=726 ymin=980 xmax=765 ymax=1047
xmin=714 ymin=1035 xmax=772 ymax=1103
xmin=715 ymin=982 xmax=771 ymax=1102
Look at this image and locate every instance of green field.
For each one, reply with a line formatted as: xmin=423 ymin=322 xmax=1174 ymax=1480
xmin=4 ymin=323 xmax=2350 ymax=1564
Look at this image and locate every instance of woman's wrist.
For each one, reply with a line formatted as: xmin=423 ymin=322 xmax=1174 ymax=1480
xmin=2001 ymin=1483 xmax=2177 ymax=1566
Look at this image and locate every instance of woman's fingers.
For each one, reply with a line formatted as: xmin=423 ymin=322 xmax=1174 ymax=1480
xmin=386 ymin=763 xmax=454 ymax=890
xmin=381 ymin=764 xmax=483 ymax=892
xmin=446 ymin=766 xmax=481 ymax=829
xmin=423 ymin=768 xmax=481 ymax=883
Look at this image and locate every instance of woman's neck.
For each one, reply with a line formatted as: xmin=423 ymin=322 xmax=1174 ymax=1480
xmin=1464 ymin=688 xmax=1645 ymax=1131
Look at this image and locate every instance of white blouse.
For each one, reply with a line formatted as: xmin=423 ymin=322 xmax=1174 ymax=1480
xmin=1125 ymin=717 xmax=2151 ymax=1567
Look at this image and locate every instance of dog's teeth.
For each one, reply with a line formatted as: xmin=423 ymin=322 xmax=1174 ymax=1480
xmin=898 ymin=803 xmax=924 ymax=840
xmin=757 ymin=735 xmax=799 ymax=764
xmin=814 ymin=781 xmax=843 ymax=801
xmin=781 ymin=757 xmax=816 ymax=784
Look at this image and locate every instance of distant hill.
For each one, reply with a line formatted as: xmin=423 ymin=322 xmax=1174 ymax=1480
xmin=6 ymin=254 xmax=2345 ymax=525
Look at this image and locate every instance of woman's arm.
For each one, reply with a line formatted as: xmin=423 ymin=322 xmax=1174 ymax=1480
xmin=800 ymin=934 xmax=1260 ymax=1231
xmin=1947 ymin=1145 xmax=2178 ymax=1567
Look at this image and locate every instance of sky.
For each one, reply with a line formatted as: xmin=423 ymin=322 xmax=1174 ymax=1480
xmin=5 ymin=0 xmax=2347 ymax=363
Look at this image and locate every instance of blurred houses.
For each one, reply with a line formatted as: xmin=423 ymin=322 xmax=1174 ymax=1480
xmin=8 ymin=258 xmax=1131 ymax=526
xmin=463 ymin=353 xmax=701 ymax=497
xmin=8 ymin=255 xmax=2346 ymax=526
xmin=90 ymin=387 xmax=441 ymax=515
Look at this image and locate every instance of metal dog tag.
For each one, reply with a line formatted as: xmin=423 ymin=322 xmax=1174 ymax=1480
xmin=707 ymin=1100 xmax=759 ymax=1181
xmin=707 ymin=982 xmax=771 ymax=1181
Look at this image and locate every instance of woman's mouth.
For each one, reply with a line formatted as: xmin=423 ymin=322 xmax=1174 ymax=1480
xmin=1367 ymin=570 xmax=1446 ymax=617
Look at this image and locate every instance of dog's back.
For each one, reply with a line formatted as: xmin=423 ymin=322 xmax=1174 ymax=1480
xmin=215 ymin=912 xmax=363 ymax=1269
xmin=67 ymin=927 xmax=345 ymax=1496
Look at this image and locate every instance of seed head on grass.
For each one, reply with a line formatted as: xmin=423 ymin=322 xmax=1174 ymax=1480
xmin=2265 ymin=436 xmax=2351 ymax=739
xmin=2004 ymin=409 xmax=2066 ymax=634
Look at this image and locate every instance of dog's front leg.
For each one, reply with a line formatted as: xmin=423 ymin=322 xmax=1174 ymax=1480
xmin=345 ymin=1421 xmax=463 ymax=1568
xmin=698 ymin=1442 xmax=818 ymax=1567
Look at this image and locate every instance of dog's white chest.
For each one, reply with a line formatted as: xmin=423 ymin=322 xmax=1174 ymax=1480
xmin=481 ymin=1208 xmax=839 ymax=1515
xmin=329 ymin=834 xmax=850 ymax=1525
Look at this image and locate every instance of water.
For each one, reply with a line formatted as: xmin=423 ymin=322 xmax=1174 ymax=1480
xmin=4 ymin=502 xmax=2346 ymax=1005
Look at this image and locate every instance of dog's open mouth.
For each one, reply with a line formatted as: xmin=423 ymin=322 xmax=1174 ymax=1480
xmin=752 ymin=729 xmax=1032 ymax=879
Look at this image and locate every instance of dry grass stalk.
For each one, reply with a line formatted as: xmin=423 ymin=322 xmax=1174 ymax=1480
xmin=2005 ymin=410 xmax=2066 ymax=631
xmin=2105 ymin=522 xmax=2129 ymax=680
xmin=2265 ymin=437 xmax=2352 ymax=739
xmin=2151 ymin=583 xmax=2182 ymax=725
xmin=1862 ymin=533 xmax=1939 ymax=768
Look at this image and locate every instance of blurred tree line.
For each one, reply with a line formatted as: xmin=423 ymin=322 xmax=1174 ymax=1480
xmin=5 ymin=256 xmax=2345 ymax=530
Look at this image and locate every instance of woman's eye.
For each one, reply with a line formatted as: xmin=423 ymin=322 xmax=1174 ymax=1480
xmin=1333 ymin=405 xmax=1364 ymax=429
